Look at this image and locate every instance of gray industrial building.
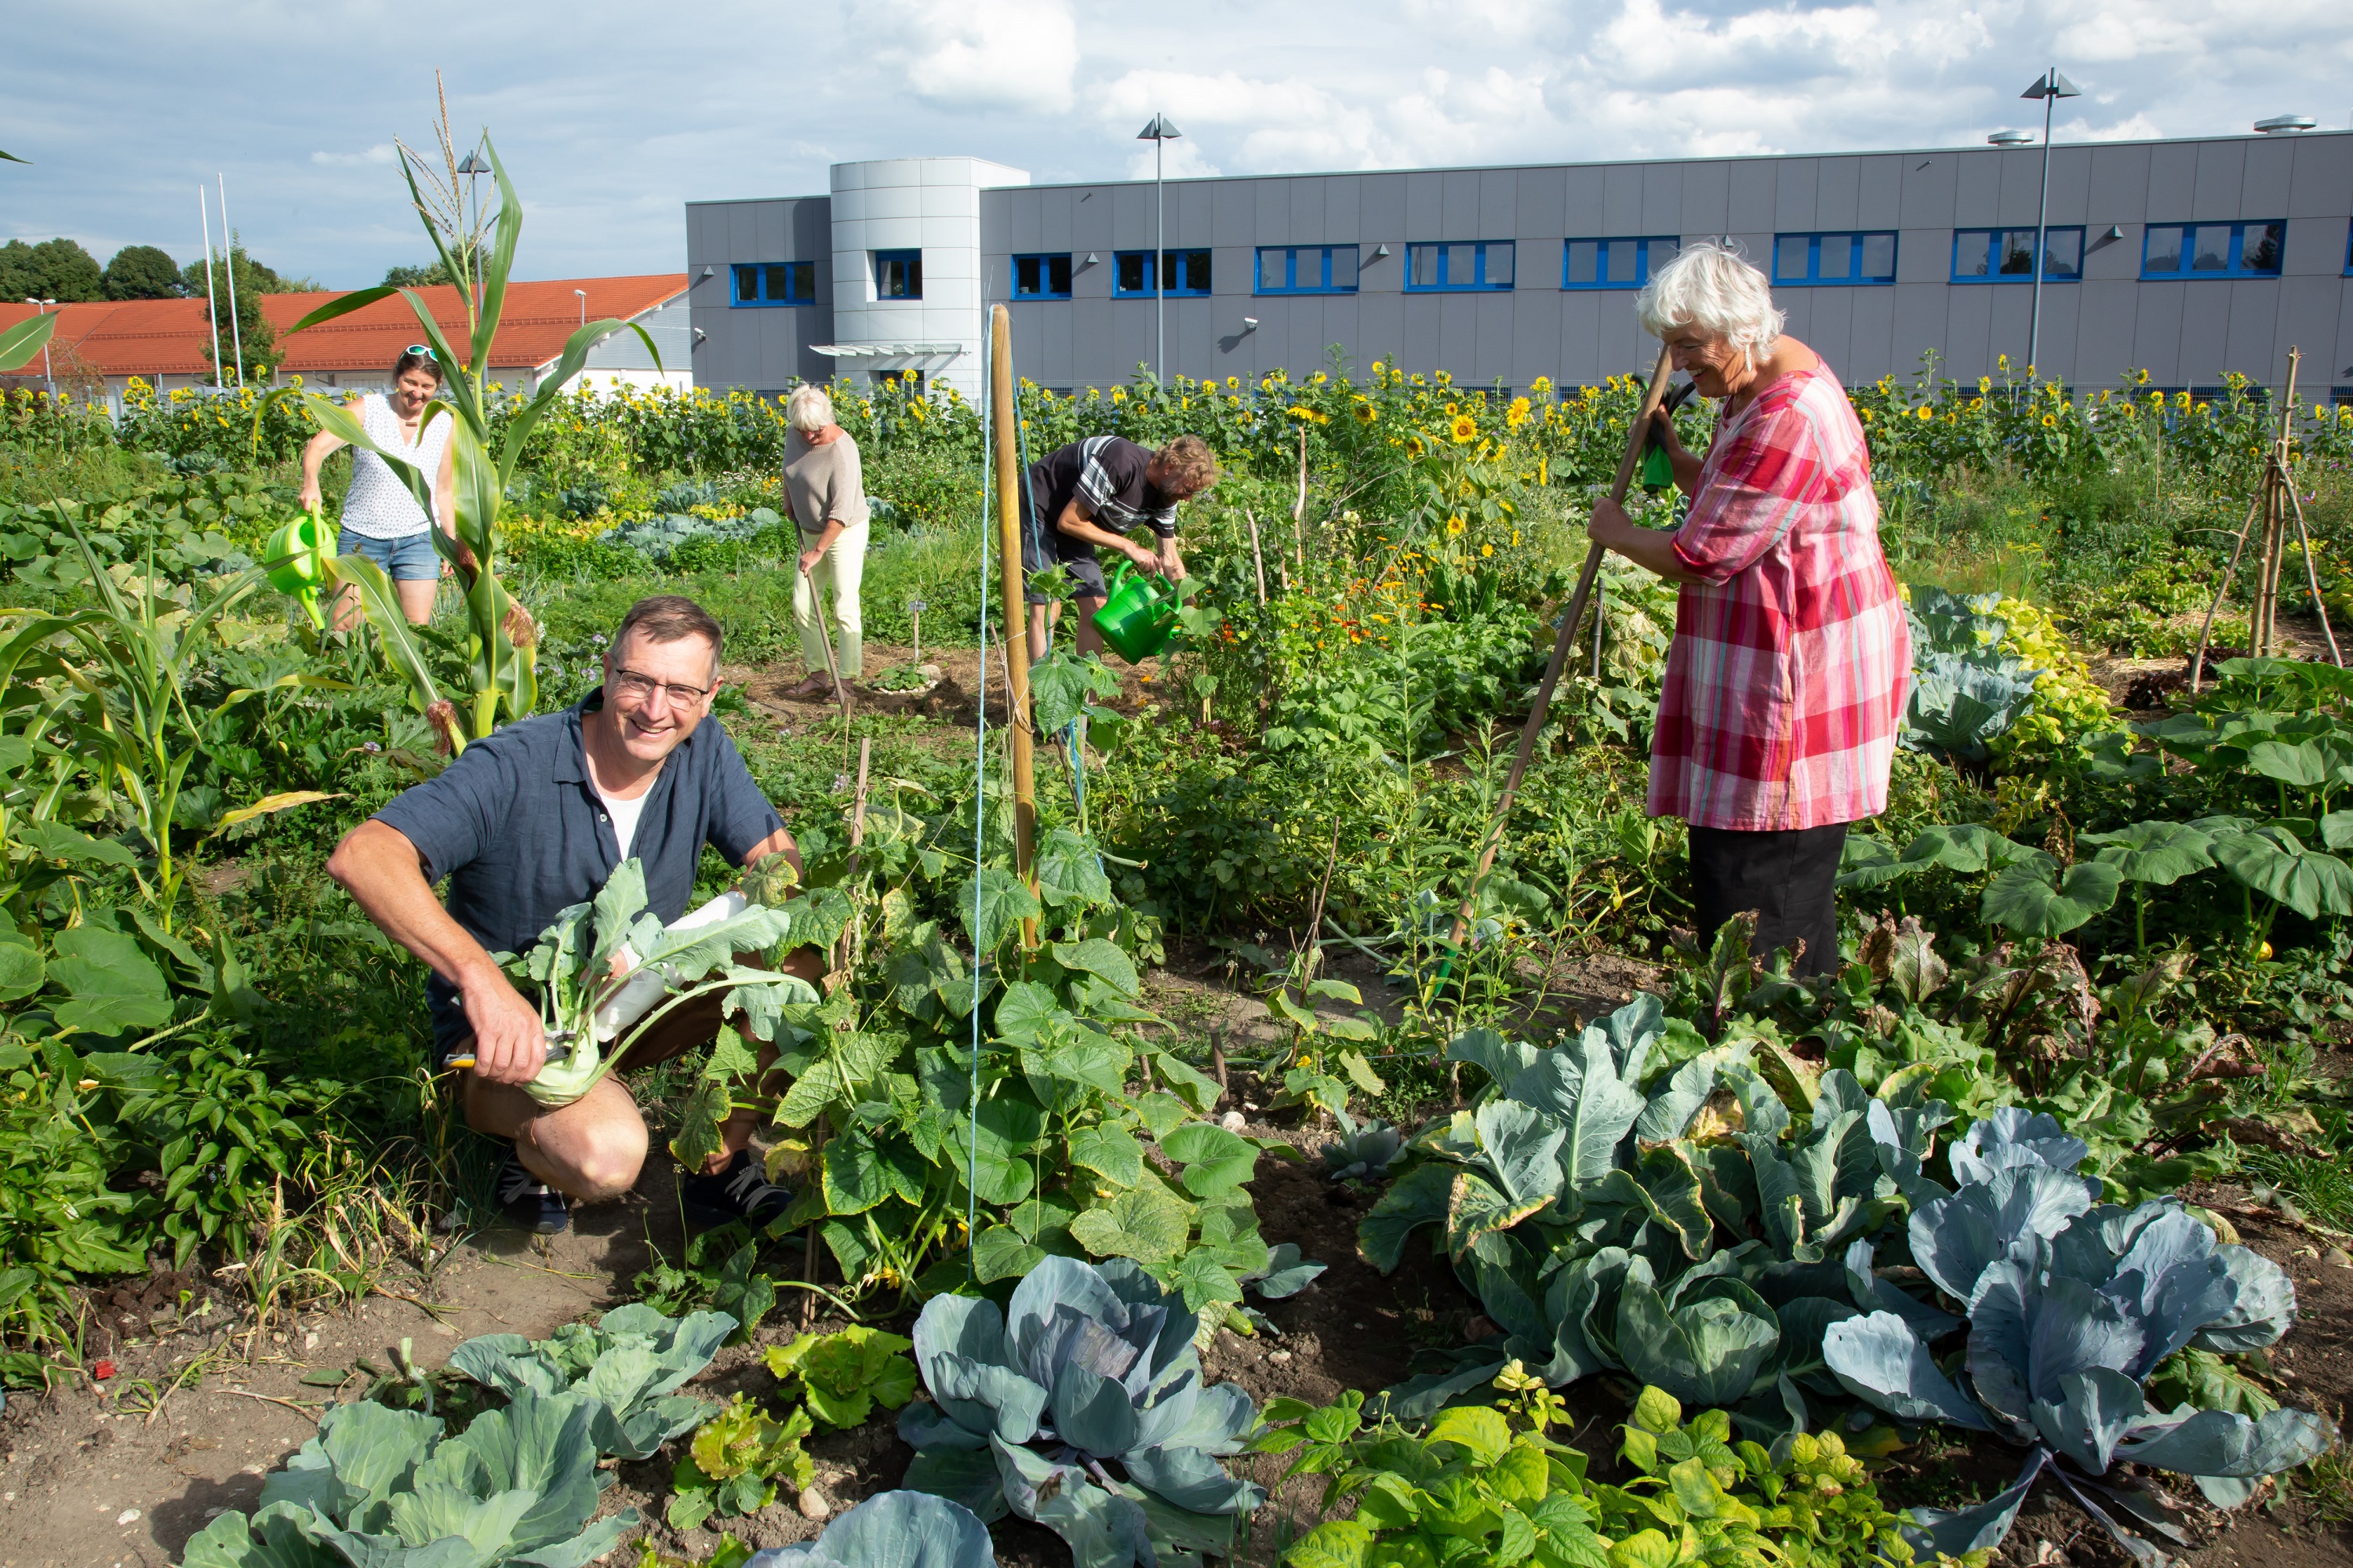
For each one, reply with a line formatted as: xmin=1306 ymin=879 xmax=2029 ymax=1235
xmin=684 ymin=129 xmax=2353 ymax=404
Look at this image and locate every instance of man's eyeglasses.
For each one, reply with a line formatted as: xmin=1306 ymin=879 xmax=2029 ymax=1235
xmin=609 ymin=668 xmax=714 ymax=708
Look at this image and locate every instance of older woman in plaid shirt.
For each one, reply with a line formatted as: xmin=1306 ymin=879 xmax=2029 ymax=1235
xmin=1584 ymin=243 xmax=1909 ymax=976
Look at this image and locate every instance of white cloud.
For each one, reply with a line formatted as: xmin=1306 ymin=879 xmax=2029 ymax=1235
xmin=311 ymin=144 xmax=396 ymax=167
xmin=866 ymin=0 xmax=1080 ymax=113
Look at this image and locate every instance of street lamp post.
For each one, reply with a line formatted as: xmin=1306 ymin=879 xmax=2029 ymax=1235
xmin=1136 ymin=114 xmax=1182 ymax=382
xmin=2020 ymin=67 xmax=2082 ymax=380
xmin=456 ymin=150 xmax=489 ymax=304
xmin=23 ymin=298 xmax=55 ymax=399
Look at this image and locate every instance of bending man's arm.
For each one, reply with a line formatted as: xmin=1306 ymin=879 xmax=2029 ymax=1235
xmin=326 ymin=819 xmax=547 ymax=1084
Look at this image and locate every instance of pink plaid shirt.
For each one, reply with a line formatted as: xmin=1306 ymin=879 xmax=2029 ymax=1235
xmin=1647 ymin=363 xmax=1908 ymax=831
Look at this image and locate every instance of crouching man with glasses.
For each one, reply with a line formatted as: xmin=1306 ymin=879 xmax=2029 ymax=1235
xmin=327 ymin=595 xmax=820 ymax=1235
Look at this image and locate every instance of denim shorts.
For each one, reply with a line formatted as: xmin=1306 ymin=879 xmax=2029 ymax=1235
xmin=345 ymin=529 xmax=442 ymax=581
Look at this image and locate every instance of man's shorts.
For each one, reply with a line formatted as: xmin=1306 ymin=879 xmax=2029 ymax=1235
xmin=1017 ymin=476 xmax=1109 ymax=607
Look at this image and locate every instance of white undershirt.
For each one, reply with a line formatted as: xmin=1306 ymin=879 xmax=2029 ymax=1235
xmin=596 ymin=782 xmax=651 ymax=862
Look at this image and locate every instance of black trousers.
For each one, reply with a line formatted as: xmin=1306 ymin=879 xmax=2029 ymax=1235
xmin=1687 ymin=821 xmax=1849 ymax=978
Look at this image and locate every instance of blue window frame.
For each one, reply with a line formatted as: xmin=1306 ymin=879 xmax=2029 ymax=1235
xmin=1013 ymin=253 xmax=1072 ymax=300
xmin=874 ymin=249 xmax=922 ymax=300
xmin=2342 ymin=219 xmax=2351 ymax=276
xmin=1113 ymin=249 xmax=1213 ymax=298
xmin=1772 ymin=231 xmax=1897 ymax=286
xmin=1254 ymin=245 xmax=1358 ymax=295
xmin=2333 ymin=386 xmax=2353 ymax=407
xmin=730 ymin=261 xmax=815 ymax=307
xmin=1406 ymin=241 xmax=1515 ymax=292
xmin=1562 ymin=236 xmax=1678 ymax=289
xmin=1951 ymin=227 xmax=2082 ymax=282
xmin=2141 ymin=221 xmax=2283 ymax=278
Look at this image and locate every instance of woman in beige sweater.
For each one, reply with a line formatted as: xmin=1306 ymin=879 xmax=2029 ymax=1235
xmin=780 ymin=384 xmax=869 ymax=701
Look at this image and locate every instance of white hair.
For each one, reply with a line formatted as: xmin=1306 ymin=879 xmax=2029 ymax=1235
xmin=784 ymin=384 xmax=835 ymax=432
xmin=1635 ymin=242 xmax=1785 ymax=359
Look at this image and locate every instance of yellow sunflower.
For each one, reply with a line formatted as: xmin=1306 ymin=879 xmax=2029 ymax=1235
xmin=1353 ymin=402 xmax=1377 ymax=424
xmin=1446 ymin=515 xmax=1467 ymax=536
xmin=1449 ymin=414 xmax=1478 ymax=444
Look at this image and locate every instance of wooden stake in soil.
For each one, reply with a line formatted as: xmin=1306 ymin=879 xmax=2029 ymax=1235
xmin=988 ymin=304 xmax=1039 ymax=937
xmin=1242 ymin=508 xmax=1270 ymax=606
xmin=833 ymin=737 xmax=873 ymax=977
xmin=1447 ymin=347 xmax=1677 ymax=949
xmin=1209 ymin=1028 xmax=1229 ymax=1103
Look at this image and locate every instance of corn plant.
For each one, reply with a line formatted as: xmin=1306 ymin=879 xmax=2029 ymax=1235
xmin=271 ymin=129 xmax=659 ymax=753
xmin=0 ymin=522 xmax=339 ymax=927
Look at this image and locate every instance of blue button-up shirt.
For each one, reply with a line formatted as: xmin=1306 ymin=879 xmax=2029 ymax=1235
xmin=373 ymin=690 xmax=785 ymax=1055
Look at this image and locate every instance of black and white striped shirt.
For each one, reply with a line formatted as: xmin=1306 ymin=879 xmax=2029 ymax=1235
xmin=1030 ymin=435 xmax=1178 ymax=539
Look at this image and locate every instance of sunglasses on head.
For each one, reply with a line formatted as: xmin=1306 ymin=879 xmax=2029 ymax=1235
xmin=405 ymin=344 xmax=435 ymax=360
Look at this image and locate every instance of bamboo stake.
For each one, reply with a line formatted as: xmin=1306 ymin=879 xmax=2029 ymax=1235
xmin=833 ymin=737 xmax=872 ymax=977
xmin=1242 ymin=508 xmax=1270 ymax=606
xmin=989 ymin=305 xmax=1039 ymax=938
xmin=1447 ymin=347 xmax=1676 ymax=948
xmin=2190 ymin=491 xmax=2264 ymax=694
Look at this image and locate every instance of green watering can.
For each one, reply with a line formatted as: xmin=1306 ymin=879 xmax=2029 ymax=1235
xmin=1090 ymin=563 xmax=1182 ymax=664
xmin=264 ymin=507 xmax=339 ymax=629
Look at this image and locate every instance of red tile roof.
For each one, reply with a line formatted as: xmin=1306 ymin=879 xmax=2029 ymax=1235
xmin=0 ymin=275 xmax=688 ymax=382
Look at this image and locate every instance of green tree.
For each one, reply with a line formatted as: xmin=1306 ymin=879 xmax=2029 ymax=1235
xmin=0 ymin=238 xmax=105 ymax=303
xmin=177 ymin=242 xmax=322 ymax=299
xmin=383 ymin=260 xmax=454 ymax=287
xmin=103 ymin=245 xmax=183 ymax=300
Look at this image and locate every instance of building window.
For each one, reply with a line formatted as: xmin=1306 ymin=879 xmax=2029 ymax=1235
xmin=874 ymin=249 xmax=922 ymax=300
xmin=1254 ymin=245 xmax=1359 ymax=295
xmin=2333 ymin=386 xmax=2353 ymax=407
xmin=730 ymin=261 xmax=815 ymax=307
xmin=1951 ymin=227 xmax=2083 ymax=282
xmin=1562 ymin=236 xmax=1678 ymax=289
xmin=1772 ymin=231 xmax=1897 ymax=286
xmin=2141 ymin=221 xmax=2284 ymax=278
xmin=2342 ymin=219 xmax=2351 ymax=276
xmin=1013 ymin=253 xmax=1072 ymax=300
xmin=1113 ymin=249 xmax=1213 ymax=298
xmin=1406 ymin=241 xmax=1514 ymax=292
xmin=873 ymin=369 xmax=925 ymax=393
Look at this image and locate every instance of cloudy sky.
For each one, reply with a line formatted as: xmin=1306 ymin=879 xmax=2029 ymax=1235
xmin=7 ymin=0 xmax=2351 ymax=288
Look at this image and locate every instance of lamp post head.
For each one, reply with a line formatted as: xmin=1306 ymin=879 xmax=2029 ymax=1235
xmin=2020 ymin=69 xmax=2081 ymax=100
xmin=1136 ymin=114 xmax=1182 ymax=141
xmin=456 ymin=151 xmax=489 ymax=175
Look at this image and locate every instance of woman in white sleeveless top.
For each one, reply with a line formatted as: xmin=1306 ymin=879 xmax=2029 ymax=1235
xmin=297 ymin=348 xmax=458 ymax=626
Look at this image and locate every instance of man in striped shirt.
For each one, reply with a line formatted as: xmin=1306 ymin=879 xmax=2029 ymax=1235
xmin=1020 ymin=433 xmax=1220 ymax=660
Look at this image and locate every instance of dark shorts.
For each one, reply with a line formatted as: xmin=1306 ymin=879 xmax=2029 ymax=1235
xmin=1017 ymin=475 xmax=1108 ymax=606
xmin=346 ymin=529 xmax=442 ymax=582
xmin=1686 ymin=821 xmax=1849 ymax=979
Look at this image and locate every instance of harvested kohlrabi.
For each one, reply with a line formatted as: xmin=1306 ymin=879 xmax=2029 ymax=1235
xmin=503 ymin=857 xmax=816 ymax=1108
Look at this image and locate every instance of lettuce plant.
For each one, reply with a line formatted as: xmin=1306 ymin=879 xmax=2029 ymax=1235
xmin=900 ymin=1255 xmax=1264 ymax=1568
xmin=667 ymin=1392 xmax=815 ymax=1532
xmin=449 ymin=1301 xmax=736 ymax=1460
xmin=180 ymin=1389 xmax=637 ymax=1568
xmin=1822 ymin=1110 xmax=2330 ymax=1563
xmin=764 ymin=1325 xmax=919 ymax=1428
